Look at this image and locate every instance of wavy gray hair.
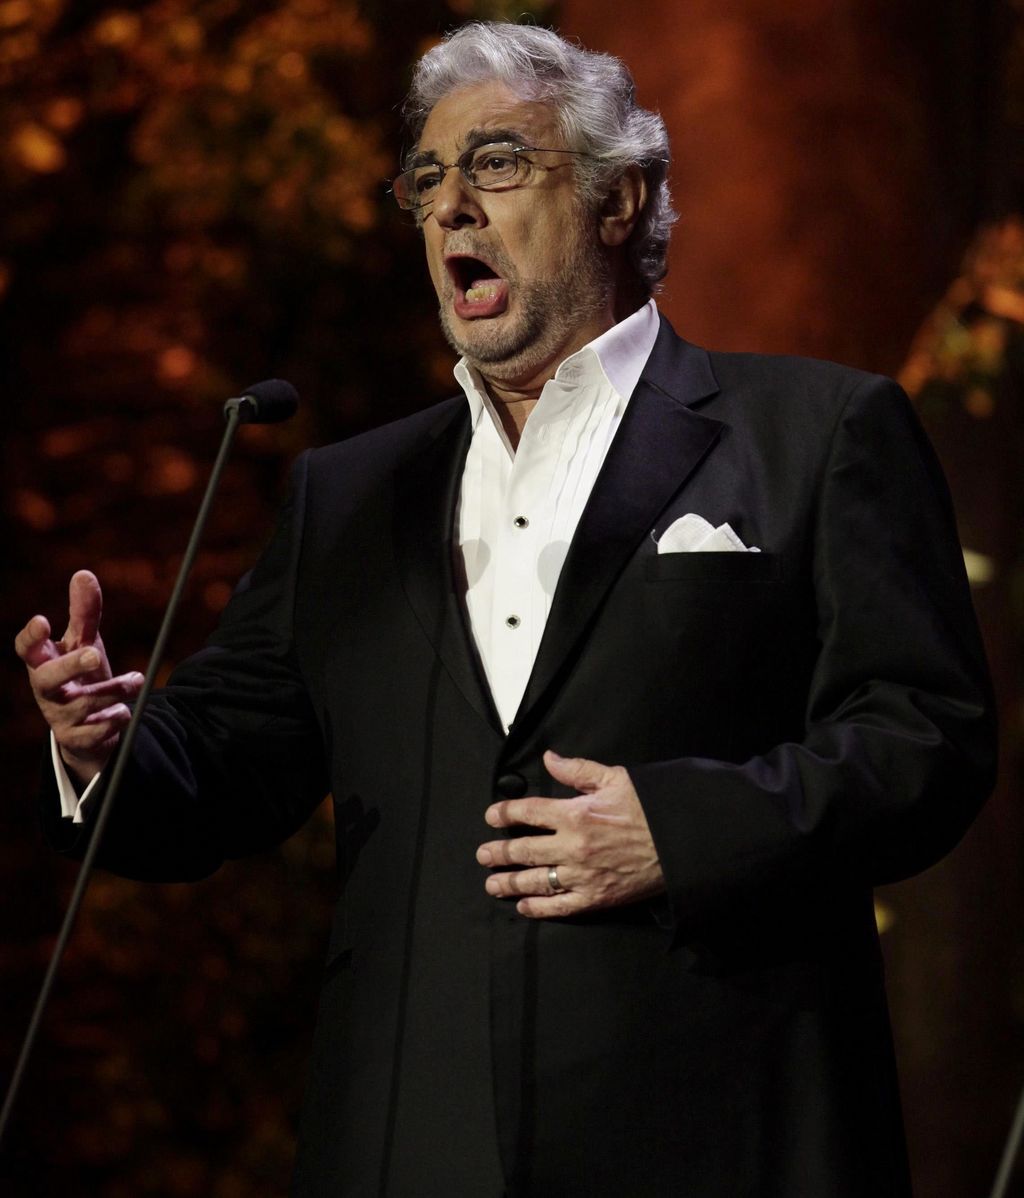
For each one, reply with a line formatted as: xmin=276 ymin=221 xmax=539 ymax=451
xmin=405 ymin=22 xmax=675 ymax=299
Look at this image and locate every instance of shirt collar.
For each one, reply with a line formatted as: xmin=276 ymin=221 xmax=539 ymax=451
xmin=454 ymin=299 xmax=660 ymax=428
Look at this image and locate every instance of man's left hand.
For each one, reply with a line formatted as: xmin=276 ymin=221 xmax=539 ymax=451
xmin=477 ymin=750 xmax=665 ymax=918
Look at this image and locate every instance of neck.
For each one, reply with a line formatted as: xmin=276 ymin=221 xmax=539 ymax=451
xmin=474 ymin=307 xmax=621 ymax=450
xmin=487 ymin=389 xmax=536 ymax=448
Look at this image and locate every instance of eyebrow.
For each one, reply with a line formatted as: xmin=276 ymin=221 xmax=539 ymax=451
xmin=406 ymin=128 xmax=530 ymax=170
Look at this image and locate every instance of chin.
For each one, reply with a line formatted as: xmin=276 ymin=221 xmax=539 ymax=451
xmin=439 ymin=306 xmax=531 ymax=367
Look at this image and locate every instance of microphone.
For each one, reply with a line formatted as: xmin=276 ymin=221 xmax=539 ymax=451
xmin=224 ymin=378 xmax=300 ymax=424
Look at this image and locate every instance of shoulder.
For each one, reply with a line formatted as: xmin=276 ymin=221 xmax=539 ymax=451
xmin=649 ymin=316 xmax=907 ymax=430
xmin=291 ymin=395 xmax=464 ymax=501
xmin=258 ymin=396 xmax=467 ymax=558
xmin=281 ymin=394 xmax=467 ymax=533
xmin=696 ymin=347 xmax=916 ymax=453
xmin=696 ymin=346 xmax=939 ymax=504
xmin=306 ymin=394 xmax=465 ymax=476
xmin=707 ymin=347 xmax=899 ymax=409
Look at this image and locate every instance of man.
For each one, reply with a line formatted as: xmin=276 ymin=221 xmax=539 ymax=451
xmin=16 ymin=21 xmax=995 ymax=1197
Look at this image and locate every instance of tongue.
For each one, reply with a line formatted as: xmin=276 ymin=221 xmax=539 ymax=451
xmin=454 ymin=276 xmax=509 ymax=319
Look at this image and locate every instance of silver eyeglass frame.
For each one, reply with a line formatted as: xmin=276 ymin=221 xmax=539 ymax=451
xmin=389 ymin=142 xmax=594 ymax=211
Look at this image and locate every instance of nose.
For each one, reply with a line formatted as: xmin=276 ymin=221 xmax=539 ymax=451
xmin=430 ymin=166 xmax=486 ymax=230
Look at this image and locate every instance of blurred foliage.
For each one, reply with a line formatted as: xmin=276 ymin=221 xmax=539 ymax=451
xmin=890 ymin=0 xmax=1024 ymax=426
xmin=898 ymin=215 xmax=1024 ymax=635
xmin=6 ymin=0 xmax=1015 ymax=1192
xmin=898 ymin=216 xmax=1024 ymax=799
xmin=900 ymin=217 xmax=1024 ymax=420
xmin=0 ymin=0 xmax=552 ymax=1194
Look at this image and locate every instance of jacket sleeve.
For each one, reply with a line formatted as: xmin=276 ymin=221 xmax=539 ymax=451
xmin=40 ymin=451 xmax=329 ymax=882
xmin=630 ymin=375 xmax=997 ymax=932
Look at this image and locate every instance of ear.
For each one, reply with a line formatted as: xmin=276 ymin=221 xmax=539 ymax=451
xmin=597 ymin=164 xmax=647 ymax=248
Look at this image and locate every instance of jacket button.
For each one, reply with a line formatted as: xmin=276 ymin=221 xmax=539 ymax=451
xmin=495 ymin=773 xmax=528 ymax=798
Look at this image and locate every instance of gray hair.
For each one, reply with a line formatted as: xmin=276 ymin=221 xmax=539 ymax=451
xmin=405 ymin=22 xmax=675 ymax=299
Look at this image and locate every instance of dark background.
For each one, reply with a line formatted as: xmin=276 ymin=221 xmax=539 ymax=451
xmin=1 ymin=0 xmax=1022 ymax=1193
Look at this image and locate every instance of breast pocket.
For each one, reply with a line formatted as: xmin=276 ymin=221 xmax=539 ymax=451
xmin=644 ymin=552 xmax=782 ymax=583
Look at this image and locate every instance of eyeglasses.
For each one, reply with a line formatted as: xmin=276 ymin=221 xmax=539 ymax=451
xmin=389 ymin=141 xmax=593 ymax=211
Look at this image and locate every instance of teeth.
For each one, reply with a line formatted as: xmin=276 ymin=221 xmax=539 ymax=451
xmin=465 ymin=283 xmax=498 ymax=303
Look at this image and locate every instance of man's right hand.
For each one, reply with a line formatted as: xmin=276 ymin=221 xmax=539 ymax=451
xmin=14 ymin=570 xmax=145 ymax=787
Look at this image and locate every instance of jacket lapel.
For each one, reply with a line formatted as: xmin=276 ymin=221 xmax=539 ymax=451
xmin=394 ymin=399 xmax=503 ymax=734
xmin=512 ymin=320 xmax=725 ymax=733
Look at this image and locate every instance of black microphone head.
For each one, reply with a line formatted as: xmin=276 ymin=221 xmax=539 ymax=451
xmin=225 ymin=378 xmax=299 ymax=424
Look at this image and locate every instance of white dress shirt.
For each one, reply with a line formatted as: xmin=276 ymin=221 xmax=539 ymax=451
xmin=454 ymin=299 xmax=660 ymax=731
xmin=56 ymin=300 xmax=661 ymax=816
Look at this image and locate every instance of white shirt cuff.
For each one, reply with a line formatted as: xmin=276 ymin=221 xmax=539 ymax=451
xmin=50 ymin=732 xmax=102 ymax=824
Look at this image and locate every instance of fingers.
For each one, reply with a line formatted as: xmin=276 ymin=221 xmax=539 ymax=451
xmin=36 ymin=663 xmax=143 ymax=729
xmin=59 ymin=705 xmax=132 ymax=750
xmin=515 ymin=892 xmax=586 ymax=919
xmin=485 ymin=795 xmax=563 ymax=830
xmin=478 ymin=756 xmax=664 ymax=918
xmin=485 ymin=864 xmax=569 ymax=898
xmin=15 ymin=614 xmax=60 ymax=669
xmin=57 ymin=669 xmax=144 ymax=708
xmin=508 ymin=892 xmax=586 ymax=919
xmin=479 ymin=788 xmax=604 ymax=869
xmin=82 ymin=701 xmax=134 ymax=726
xmin=64 ymin=570 xmax=103 ymax=650
xmin=50 ymin=673 xmax=141 ymax=775
xmin=483 ymin=863 xmax=585 ymax=918
xmin=16 ymin=573 xmax=127 ymax=779
xmin=78 ymin=672 xmax=145 ymax=706
xmin=484 ymin=756 xmax=622 ymax=829
xmin=483 ymin=861 xmax=659 ymax=920
xmin=543 ymin=749 xmax=618 ymax=792
xmin=477 ymin=831 xmax=559 ymax=869
xmin=31 ymin=647 xmax=106 ymax=699
xmin=81 ymin=671 xmax=145 ymax=697
xmin=487 ymin=866 xmax=586 ymax=918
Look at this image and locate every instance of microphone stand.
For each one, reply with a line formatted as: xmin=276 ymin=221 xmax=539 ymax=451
xmin=1 ymin=395 xmax=271 ymax=1144
xmin=989 ymin=1079 xmax=1024 ymax=1198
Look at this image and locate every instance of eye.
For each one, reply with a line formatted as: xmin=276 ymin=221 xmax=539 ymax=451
xmin=413 ymin=168 xmax=442 ymax=196
xmin=471 ymin=148 xmax=517 ymax=180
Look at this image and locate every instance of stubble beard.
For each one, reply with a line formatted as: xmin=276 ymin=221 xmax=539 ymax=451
xmin=437 ymin=228 xmax=611 ymax=388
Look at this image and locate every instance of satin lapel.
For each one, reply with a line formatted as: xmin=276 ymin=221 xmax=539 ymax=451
xmin=512 ymin=325 xmax=725 ymax=734
xmin=394 ymin=400 xmax=502 ymax=733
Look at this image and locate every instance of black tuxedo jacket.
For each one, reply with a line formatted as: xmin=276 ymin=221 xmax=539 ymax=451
xmin=46 ymin=318 xmax=996 ymax=1196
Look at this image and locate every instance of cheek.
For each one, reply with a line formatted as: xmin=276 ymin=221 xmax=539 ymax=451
xmin=424 ymin=241 xmax=446 ymax=297
xmin=530 ymin=211 xmax=590 ymax=271
xmin=508 ymin=225 xmax=566 ymax=281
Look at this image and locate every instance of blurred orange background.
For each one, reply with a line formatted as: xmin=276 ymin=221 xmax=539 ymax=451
xmin=1 ymin=1 xmax=1022 ymax=1194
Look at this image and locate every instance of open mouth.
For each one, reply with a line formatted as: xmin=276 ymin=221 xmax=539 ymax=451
xmin=445 ymin=253 xmax=509 ymax=319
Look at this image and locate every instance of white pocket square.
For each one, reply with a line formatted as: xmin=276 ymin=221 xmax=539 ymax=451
xmin=655 ymin=513 xmax=761 ymax=554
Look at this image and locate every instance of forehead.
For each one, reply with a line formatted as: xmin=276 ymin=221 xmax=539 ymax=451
xmin=416 ymin=80 xmax=563 ymax=158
